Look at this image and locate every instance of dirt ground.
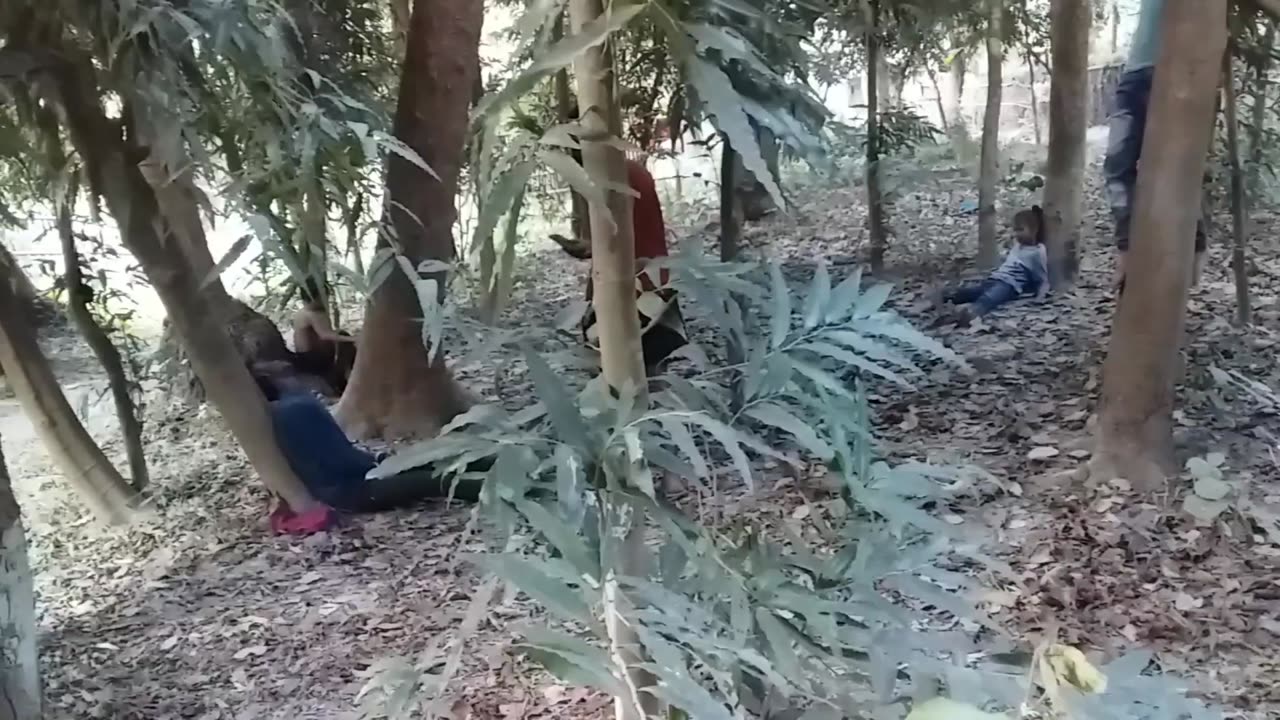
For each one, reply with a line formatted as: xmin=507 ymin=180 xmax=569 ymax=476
xmin=10 ymin=144 xmax=1280 ymax=719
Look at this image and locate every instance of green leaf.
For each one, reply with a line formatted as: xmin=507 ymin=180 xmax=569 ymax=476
xmin=744 ymin=402 xmax=834 ymax=460
xmin=768 ymin=260 xmax=791 ymax=350
xmin=802 ymin=259 xmax=831 ymax=329
xmin=853 ymin=282 xmax=893 ymax=318
xmin=477 ymin=555 xmax=592 ymax=623
xmin=199 ymin=233 xmax=252 ymax=289
xmin=523 ymin=347 xmax=592 ymax=449
xmin=515 ymin=627 xmax=625 ymax=695
xmin=471 ymin=159 xmax=536 ymax=256
xmin=473 ymin=4 xmax=646 ymax=124
xmin=683 ymin=414 xmax=754 ymax=490
xmin=755 ymin=608 xmax=806 ymax=689
xmin=538 ymin=150 xmax=617 ymax=235
xmin=824 ymin=267 xmax=864 ymax=323
xmin=797 ymin=341 xmax=913 ymax=388
xmin=515 ymin=497 xmax=600 ymax=581
xmin=685 ymin=57 xmax=785 ymax=210
xmin=660 ymin=417 xmax=710 ymax=479
xmin=374 ymin=132 xmax=439 ymax=180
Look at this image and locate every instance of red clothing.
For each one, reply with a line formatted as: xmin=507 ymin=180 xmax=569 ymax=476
xmin=626 ymin=160 xmax=669 ymax=289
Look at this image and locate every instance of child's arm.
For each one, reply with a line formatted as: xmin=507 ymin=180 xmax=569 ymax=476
xmin=1034 ymin=246 xmax=1050 ymax=300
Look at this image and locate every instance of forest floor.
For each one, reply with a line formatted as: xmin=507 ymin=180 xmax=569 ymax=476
xmin=7 ymin=141 xmax=1280 ymax=720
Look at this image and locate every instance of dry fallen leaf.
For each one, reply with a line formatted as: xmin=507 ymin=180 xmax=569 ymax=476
xmin=1044 ymin=644 xmax=1108 ymax=695
xmin=1027 ymin=446 xmax=1060 ymax=460
xmin=905 ymin=697 xmax=1008 ymax=720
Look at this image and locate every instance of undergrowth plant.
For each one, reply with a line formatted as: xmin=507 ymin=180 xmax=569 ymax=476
xmin=355 ymin=250 xmax=1216 ymax=720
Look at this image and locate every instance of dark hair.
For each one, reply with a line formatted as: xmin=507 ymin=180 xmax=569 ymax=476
xmin=1015 ymin=205 xmax=1047 ymax=244
xmin=249 ymin=365 xmax=280 ymax=402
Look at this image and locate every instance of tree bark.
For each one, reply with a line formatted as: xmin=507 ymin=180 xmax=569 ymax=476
xmin=0 ymin=440 xmax=40 ymax=720
xmin=0 ymin=248 xmax=135 ymax=524
xmin=554 ymin=23 xmax=590 ymax=246
xmin=1043 ymin=0 xmax=1091 ymax=287
xmin=720 ymin=136 xmax=745 ymax=371
xmin=1026 ymin=49 xmax=1042 ymax=146
xmin=49 ymin=63 xmax=322 ymax=513
xmin=977 ymin=0 xmax=1004 ymax=269
xmin=567 ymin=1 xmax=654 ymax=718
xmin=1093 ymin=0 xmax=1228 ymax=492
xmin=948 ymin=51 xmax=968 ymax=138
xmin=335 ymin=0 xmax=482 ymax=440
xmin=1224 ymin=47 xmax=1250 ymax=324
xmin=57 ymin=196 xmax=149 ymax=491
xmin=927 ymin=67 xmax=950 ymax=131
xmin=865 ymin=1 xmax=888 ymax=274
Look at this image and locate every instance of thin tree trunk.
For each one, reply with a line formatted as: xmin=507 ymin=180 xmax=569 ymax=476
xmin=1248 ymin=23 xmax=1274 ymax=247
xmin=1110 ymin=1 xmax=1121 ymax=57
xmin=345 ymin=192 xmax=365 ymax=279
xmin=1026 ymin=49 xmax=1042 ymax=145
xmin=336 ymin=0 xmax=482 ymax=440
xmin=51 ymin=67 xmax=321 ymax=513
xmin=977 ymin=0 xmax=1004 ymax=269
xmin=567 ymin=0 xmax=654 ymax=717
xmin=720 ymin=136 xmax=745 ymax=371
xmin=865 ymin=0 xmax=888 ymax=274
xmin=0 ymin=250 xmax=135 ymax=524
xmin=554 ymin=22 xmax=590 ymax=245
xmin=1223 ymin=48 xmax=1250 ymax=324
xmin=57 ymin=196 xmax=149 ymax=491
xmin=0 ymin=440 xmax=40 ymax=720
xmin=949 ymin=51 xmax=968 ymax=138
xmin=1044 ymin=0 xmax=1091 ymax=287
xmin=927 ymin=67 xmax=950 ymax=131
xmin=1093 ymin=0 xmax=1228 ymax=492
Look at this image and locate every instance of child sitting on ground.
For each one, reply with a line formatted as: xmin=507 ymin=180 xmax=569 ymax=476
xmin=940 ymin=206 xmax=1049 ymax=324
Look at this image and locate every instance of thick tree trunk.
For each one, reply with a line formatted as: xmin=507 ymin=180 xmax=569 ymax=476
xmin=0 ymin=250 xmax=135 ymax=524
xmin=977 ymin=0 xmax=1004 ymax=269
xmin=567 ymin=1 xmax=655 ymax=719
xmin=865 ymin=2 xmax=888 ymax=274
xmin=1224 ymin=49 xmax=1250 ymax=325
xmin=0 ymin=441 xmax=40 ymax=719
xmin=1093 ymin=0 xmax=1228 ymax=492
xmin=51 ymin=69 xmax=321 ymax=513
xmin=335 ymin=0 xmax=482 ymax=440
xmin=1043 ymin=0 xmax=1091 ymax=287
xmin=57 ymin=196 xmax=149 ymax=491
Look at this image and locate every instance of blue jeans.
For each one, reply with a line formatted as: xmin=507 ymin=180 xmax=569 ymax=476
xmin=1103 ymin=67 xmax=1206 ymax=253
xmin=945 ymin=278 xmax=1020 ymax=316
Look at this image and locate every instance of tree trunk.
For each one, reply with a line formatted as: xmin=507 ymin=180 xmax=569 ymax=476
xmin=1093 ymin=0 xmax=1228 ymax=492
xmin=949 ymin=51 xmax=968 ymax=138
xmin=51 ymin=68 xmax=321 ymax=513
xmin=1247 ymin=22 xmax=1274 ymax=295
xmin=335 ymin=0 xmax=482 ymax=440
xmin=720 ymin=137 xmax=745 ymax=370
xmin=1224 ymin=49 xmax=1250 ymax=325
xmin=567 ymin=0 xmax=654 ymax=717
xmin=732 ymin=122 xmax=780 ymax=222
xmin=1043 ymin=0 xmax=1091 ymax=287
xmin=977 ymin=0 xmax=1004 ymax=269
xmin=1110 ymin=1 xmax=1121 ymax=57
xmin=0 ymin=249 xmax=135 ymax=524
xmin=865 ymin=1 xmax=888 ymax=274
xmin=57 ymin=194 xmax=149 ymax=491
xmin=553 ymin=17 xmax=591 ymax=246
xmin=927 ymin=67 xmax=950 ymax=131
xmin=1026 ymin=49 xmax=1043 ymax=146
xmin=0 ymin=244 xmax=58 ymax=331
xmin=0 ymin=440 xmax=40 ymax=719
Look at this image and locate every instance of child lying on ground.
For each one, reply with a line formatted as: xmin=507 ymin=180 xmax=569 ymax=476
xmin=250 ymin=365 xmax=484 ymax=534
xmin=940 ymin=206 xmax=1049 ymax=324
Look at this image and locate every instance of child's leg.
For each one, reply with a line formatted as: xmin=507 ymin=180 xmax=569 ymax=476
xmin=943 ymin=280 xmax=991 ymax=305
xmin=1103 ymin=67 xmax=1154 ymax=253
xmin=970 ymin=280 xmax=1020 ymax=317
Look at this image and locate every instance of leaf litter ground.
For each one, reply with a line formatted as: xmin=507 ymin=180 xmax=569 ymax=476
xmin=8 ymin=146 xmax=1280 ymax=719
